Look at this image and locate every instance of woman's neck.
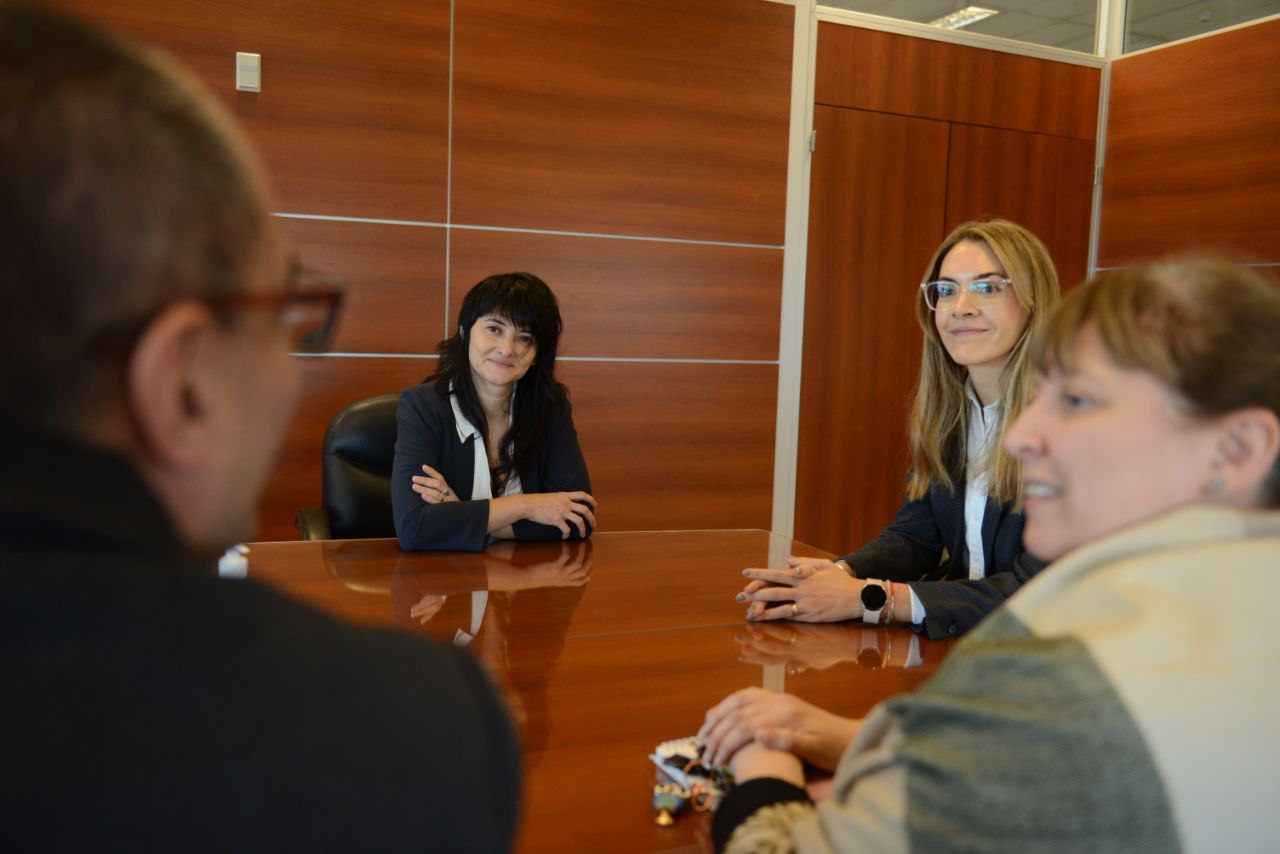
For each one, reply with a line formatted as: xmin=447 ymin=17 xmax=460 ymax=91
xmin=967 ymin=364 xmax=1002 ymax=408
xmin=472 ymin=375 xmax=514 ymax=423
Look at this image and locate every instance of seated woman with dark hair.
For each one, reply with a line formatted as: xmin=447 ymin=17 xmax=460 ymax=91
xmin=392 ymin=272 xmax=595 ymax=551
xmin=702 ymin=257 xmax=1280 ymax=852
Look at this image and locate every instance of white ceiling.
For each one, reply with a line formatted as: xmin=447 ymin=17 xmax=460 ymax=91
xmin=821 ymin=0 xmax=1280 ymax=53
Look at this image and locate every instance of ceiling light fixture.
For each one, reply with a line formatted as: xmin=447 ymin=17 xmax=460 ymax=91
xmin=929 ymin=6 xmax=1000 ymax=30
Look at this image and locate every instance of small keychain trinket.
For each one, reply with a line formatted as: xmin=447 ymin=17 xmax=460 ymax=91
xmin=652 ymin=783 xmax=690 ymax=826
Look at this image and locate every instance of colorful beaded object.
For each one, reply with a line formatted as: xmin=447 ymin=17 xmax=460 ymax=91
xmin=649 ymin=736 xmax=735 ymax=824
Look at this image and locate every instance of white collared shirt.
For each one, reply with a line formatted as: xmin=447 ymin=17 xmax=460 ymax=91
xmin=906 ymin=382 xmax=1000 ymax=623
xmin=962 ymin=381 xmax=1000 ymax=580
xmin=447 ymin=392 xmax=523 ymax=502
xmin=447 ymin=391 xmax=523 ymax=645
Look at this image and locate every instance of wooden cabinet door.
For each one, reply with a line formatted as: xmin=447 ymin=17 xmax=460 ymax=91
xmin=794 ymin=106 xmax=948 ymax=554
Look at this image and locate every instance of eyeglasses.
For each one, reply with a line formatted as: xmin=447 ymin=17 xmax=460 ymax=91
xmin=91 ymin=263 xmax=345 ymax=356
xmin=920 ymin=277 xmax=1012 ymax=311
xmin=206 ymin=265 xmax=345 ymax=353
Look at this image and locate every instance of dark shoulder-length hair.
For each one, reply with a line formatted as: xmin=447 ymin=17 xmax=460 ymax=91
xmin=427 ymin=272 xmax=568 ymax=493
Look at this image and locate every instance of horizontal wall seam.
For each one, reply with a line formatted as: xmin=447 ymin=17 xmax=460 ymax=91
xmin=1095 ymin=262 xmax=1280 ymax=271
xmin=273 ymin=212 xmax=784 ymax=251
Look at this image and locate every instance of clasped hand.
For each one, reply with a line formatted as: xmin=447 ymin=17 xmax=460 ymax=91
xmin=521 ymin=491 xmax=596 ymax=539
xmin=698 ymin=687 xmax=861 ymax=775
xmin=736 ymin=556 xmax=868 ymax=622
xmin=412 ymin=463 xmax=597 ymax=539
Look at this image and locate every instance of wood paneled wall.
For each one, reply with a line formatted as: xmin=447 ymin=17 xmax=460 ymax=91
xmin=54 ymin=0 xmax=793 ymax=541
xmin=795 ymin=23 xmax=1100 ymax=554
xmin=1098 ymin=16 xmax=1280 ymax=266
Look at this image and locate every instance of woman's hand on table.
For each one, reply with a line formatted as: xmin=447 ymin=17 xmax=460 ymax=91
xmin=737 ymin=557 xmax=865 ymax=623
xmin=698 ymin=687 xmax=862 ymax=772
xmin=411 ymin=465 xmax=458 ymax=504
xmin=521 ymin=491 xmax=596 ymax=538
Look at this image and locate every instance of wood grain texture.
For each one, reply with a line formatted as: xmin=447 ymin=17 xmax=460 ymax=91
xmin=50 ymin=0 xmax=451 ymax=220
xmin=244 ymin=531 xmax=957 ymax=853
xmin=815 ymin=23 xmax=1100 ymax=141
xmin=793 ymin=107 xmax=949 ymax=555
xmin=451 ymin=0 xmax=793 ymax=245
xmin=1098 ymin=17 xmax=1280 ymax=266
xmin=275 ymin=217 xmax=447 ymax=353
xmin=450 ymin=229 xmax=784 ymax=360
xmin=946 ymin=124 xmax=1095 ymax=290
xmin=561 ymin=360 xmax=778 ymax=532
xmin=255 ymin=358 xmax=778 ymax=540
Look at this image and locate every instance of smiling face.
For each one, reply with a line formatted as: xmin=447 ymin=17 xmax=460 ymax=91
xmin=933 ymin=240 xmax=1031 ymax=386
xmin=1004 ymin=324 xmax=1221 ymax=562
xmin=467 ymin=314 xmax=536 ymax=394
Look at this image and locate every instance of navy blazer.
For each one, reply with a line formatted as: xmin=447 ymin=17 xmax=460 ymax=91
xmin=392 ymin=383 xmax=593 ymax=551
xmin=840 ymin=477 xmax=1047 ymax=639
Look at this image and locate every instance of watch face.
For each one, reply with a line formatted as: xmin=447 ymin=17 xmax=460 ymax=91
xmin=860 ymin=583 xmax=888 ymax=611
xmin=857 ymin=648 xmax=883 ymax=670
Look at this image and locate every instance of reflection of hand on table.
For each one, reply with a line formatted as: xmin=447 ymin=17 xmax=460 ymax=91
xmin=408 ymin=593 xmax=447 ymax=624
xmin=484 ymin=541 xmax=593 ymax=591
xmin=736 ymin=622 xmax=922 ymax=673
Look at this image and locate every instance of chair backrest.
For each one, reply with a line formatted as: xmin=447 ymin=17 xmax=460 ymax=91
xmin=322 ymin=392 xmax=400 ymax=539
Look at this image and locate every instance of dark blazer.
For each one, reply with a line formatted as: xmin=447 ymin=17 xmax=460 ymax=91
xmin=840 ymin=477 xmax=1047 ymax=639
xmin=1 ymin=423 xmax=519 ymax=853
xmin=392 ymin=382 xmax=593 ymax=552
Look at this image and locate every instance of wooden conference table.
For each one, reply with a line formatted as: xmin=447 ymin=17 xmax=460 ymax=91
xmin=246 ymin=530 xmax=956 ymax=853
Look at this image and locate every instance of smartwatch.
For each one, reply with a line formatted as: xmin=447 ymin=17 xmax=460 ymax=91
xmin=860 ymin=580 xmax=888 ymax=625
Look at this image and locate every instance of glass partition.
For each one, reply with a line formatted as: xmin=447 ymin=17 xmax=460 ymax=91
xmin=820 ymin=1 xmax=1101 ymax=54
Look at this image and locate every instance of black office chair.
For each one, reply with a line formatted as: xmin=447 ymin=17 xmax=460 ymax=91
xmin=296 ymin=392 xmax=400 ymax=540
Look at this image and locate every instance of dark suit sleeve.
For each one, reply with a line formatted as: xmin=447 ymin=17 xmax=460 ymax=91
xmin=510 ymin=399 xmax=594 ymax=542
xmin=839 ymin=491 xmax=948 ymax=582
xmin=910 ymin=551 xmax=1048 ymax=639
xmin=392 ymin=388 xmax=491 ymax=552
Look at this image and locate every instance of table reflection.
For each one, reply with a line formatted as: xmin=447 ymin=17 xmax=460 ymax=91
xmin=735 ymin=621 xmax=948 ymax=688
xmin=323 ymin=539 xmax=592 ymax=765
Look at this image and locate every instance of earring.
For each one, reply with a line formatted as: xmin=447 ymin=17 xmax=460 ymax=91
xmin=1205 ymin=476 xmax=1225 ymax=495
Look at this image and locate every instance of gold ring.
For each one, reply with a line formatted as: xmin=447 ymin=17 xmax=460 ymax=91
xmin=789 ymin=603 xmax=798 ymax=618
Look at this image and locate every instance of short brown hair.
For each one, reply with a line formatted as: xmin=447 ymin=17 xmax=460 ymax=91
xmin=1035 ymin=258 xmax=1280 ymax=506
xmin=0 ymin=4 xmax=266 ymax=427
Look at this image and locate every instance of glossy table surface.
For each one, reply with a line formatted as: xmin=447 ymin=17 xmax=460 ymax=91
xmin=245 ymin=530 xmax=955 ymax=853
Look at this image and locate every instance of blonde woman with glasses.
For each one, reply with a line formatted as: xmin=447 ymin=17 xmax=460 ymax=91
xmin=738 ymin=219 xmax=1060 ymax=638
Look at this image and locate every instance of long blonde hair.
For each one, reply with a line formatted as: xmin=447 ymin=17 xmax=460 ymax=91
xmin=906 ymin=219 xmax=1060 ymax=503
